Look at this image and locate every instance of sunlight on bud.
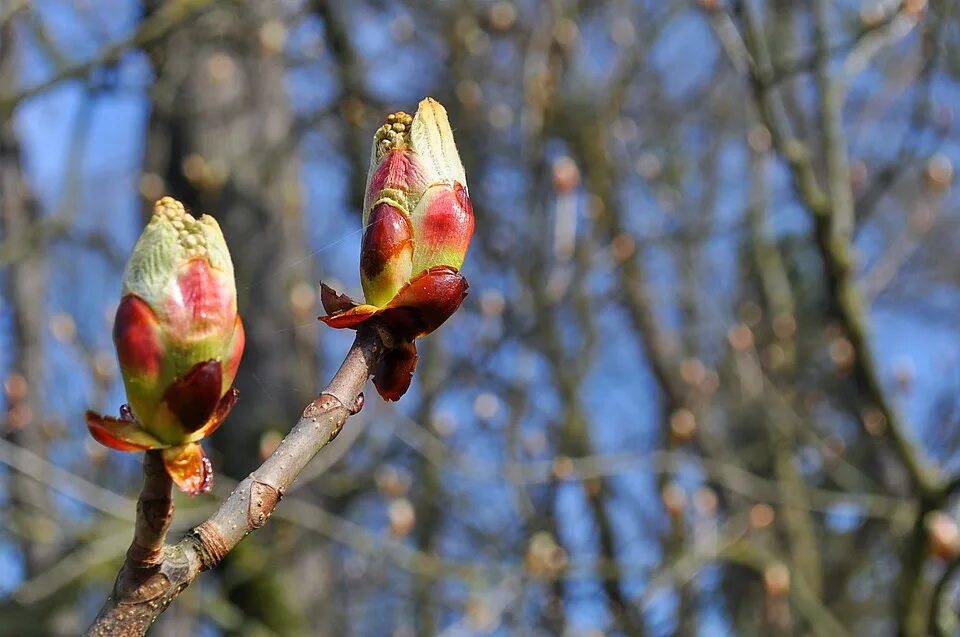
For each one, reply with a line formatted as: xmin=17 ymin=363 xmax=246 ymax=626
xmin=49 ymin=313 xmax=77 ymax=343
xmin=138 ymin=172 xmax=165 ymax=201
xmin=526 ymin=531 xmax=568 ymax=578
xmin=553 ymin=19 xmax=579 ymax=48
xmin=480 ymin=289 xmax=505 ymax=316
xmin=635 ymin=153 xmax=662 ymax=179
xmin=388 ymin=498 xmax=416 ymax=536
xmin=205 ymin=52 xmax=237 ymax=85
xmin=727 ymin=324 xmax=754 ymax=351
xmin=661 ymin=481 xmax=686 ymax=517
xmin=93 ymin=351 xmax=116 ymax=383
xmin=258 ymin=20 xmax=287 ymax=55
xmin=4 ymin=372 xmax=28 ymax=401
xmin=926 ymin=511 xmax=960 ymax=560
xmin=466 ymin=596 xmax=499 ymax=632
xmin=694 ymin=487 xmax=718 ymax=516
xmin=669 ymin=408 xmax=697 ymax=443
xmin=288 ymin=281 xmax=317 ymax=318
xmin=828 ymin=336 xmax=855 ymax=372
xmin=431 ymin=410 xmax=457 ymax=437
xmin=474 ymin=393 xmax=500 ymax=420
xmin=552 ymin=156 xmax=580 ymax=193
xmin=376 ymin=464 xmax=412 ymax=498
xmin=6 ymin=404 xmax=32 ymax=431
xmin=552 ymin=455 xmax=575 ymax=480
xmin=903 ymin=0 xmax=928 ymax=17
xmin=749 ymin=503 xmax=775 ymax=530
xmin=926 ymin=153 xmax=953 ymax=190
xmin=340 ymin=97 xmax=367 ymax=125
xmin=764 ymin=563 xmax=791 ymax=598
xmin=610 ymin=233 xmax=636 ymax=262
xmin=680 ymin=358 xmax=706 ymax=385
xmin=583 ymin=476 xmax=602 ymax=499
xmin=862 ymin=407 xmax=887 ymax=437
xmin=860 ymin=1 xmax=888 ymax=26
xmin=699 ymin=369 xmax=721 ymax=395
xmin=489 ymin=1 xmax=517 ymax=31
xmin=772 ymin=313 xmax=796 ymax=339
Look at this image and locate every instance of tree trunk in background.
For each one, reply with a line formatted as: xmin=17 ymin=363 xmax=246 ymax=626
xmin=0 ymin=21 xmax=55 ymax=582
xmin=140 ymin=2 xmax=327 ymax=633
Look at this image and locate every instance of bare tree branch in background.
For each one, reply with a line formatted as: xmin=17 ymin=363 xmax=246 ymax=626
xmin=2 ymin=0 xmax=960 ymax=635
xmin=0 ymin=18 xmax=56 ymax=579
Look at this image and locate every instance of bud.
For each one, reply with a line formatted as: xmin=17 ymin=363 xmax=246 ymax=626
xmin=86 ymin=197 xmax=244 ymax=495
xmin=320 ymin=98 xmax=474 ymax=400
xmin=926 ymin=510 xmax=960 ymax=561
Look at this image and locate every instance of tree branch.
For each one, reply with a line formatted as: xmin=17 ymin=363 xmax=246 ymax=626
xmin=84 ymin=326 xmax=381 ymax=636
xmin=0 ymin=0 xmax=220 ymax=120
xmin=930 ymin=557 xmax=960 ymax=637
xmin=731 ymin=0 xmax=940 ymax=498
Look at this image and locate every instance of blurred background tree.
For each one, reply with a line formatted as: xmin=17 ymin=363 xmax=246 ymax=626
xmin=2 ymin=0 xmax=960 ymax=635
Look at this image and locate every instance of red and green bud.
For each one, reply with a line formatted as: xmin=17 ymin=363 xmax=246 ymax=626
xmin=320 ymin=98 xmax=474 ymax=400
xmin=86 ymin=197 xmax=244 ymax=495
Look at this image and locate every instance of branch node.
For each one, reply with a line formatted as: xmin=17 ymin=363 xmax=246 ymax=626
xmin=303 ymin=393 xmax=349 ymax=440
xmin=190 ymin=521 xmax=229 ymax=570
xmin=126 ymin=542 xmax=165 ymax=567
xmin=248 ymin=479 xmax=283 ymax=529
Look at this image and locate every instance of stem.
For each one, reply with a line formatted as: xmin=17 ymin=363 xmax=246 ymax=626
xmin=128 ymin=452 xmax=173 ymax=566
xmin=85 ymin=327 xmax=381 ymax=636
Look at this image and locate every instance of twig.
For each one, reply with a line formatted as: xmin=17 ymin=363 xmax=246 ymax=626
xmin=0 ymin=0 xmax=220 ymax=119
xmin=127 ymin=452 xmax=174 ymax=566
xmin=0 ymin=0 xmax=29 ymax=27
xmin=0 ymin=436 xmax=135 ymax=520
xmin=855 ymin=0 xmax=951 ymax=226
xmin=721 ymin=540 xmax=852 ymax=637
xmin=14 ymin=528 xmax=132 ymax=605
xmin=387 ymin=405 xmax=911 ymax=519
xmin=84 ymin=326 xmax=381 ymax=636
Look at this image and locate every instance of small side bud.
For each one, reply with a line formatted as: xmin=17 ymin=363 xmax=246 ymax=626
xmin=927 ymin=510 xmax=960 ymax=561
